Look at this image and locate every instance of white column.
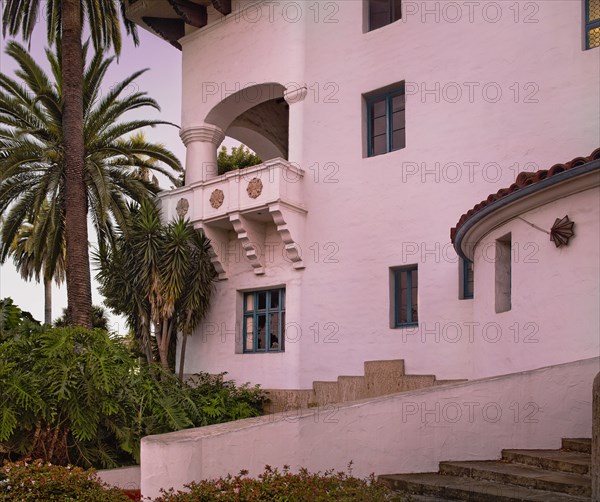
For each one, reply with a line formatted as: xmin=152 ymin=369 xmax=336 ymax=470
xmin=180 ymin=124 xmax=225 ymax=184
xmin=284 ymin=85 xmax=307 ymax=165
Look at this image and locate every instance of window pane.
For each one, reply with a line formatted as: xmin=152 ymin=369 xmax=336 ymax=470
xmin=392 ymin=93 xmax=405 ymax=112
xmin=257 ymin=291 xmax=267 ymax=310
xmin=269 ymin=313 xmax=280 ymax=350
xmin=392 ymin=110 xmax=405 ymax=130
xmin=372 ymin=98 xmax=386 ymax=118
xmin=373 ymin=115 xmax=386 ymax=136
xmin=270 ymin=290 xmax=280 ymax=309
xmin=257 ymin=315 xmax=267 ymax=350
xmin=411 ymin=270 xmax=418 ymax=322
xmin=393 ymin=0 xmax=402 ymax=21
xmin=370 ymin=0 xmax=391 ymax=30
xmin=392 ymin=128 xmax=406 ymax=151
xmin=245 ymin=293 xmax=254 ymax=312
xmin=398 ymin=272 xmax=407 ymax=323
xmin=466 ymin=260 xmax=474 ymax=297
xmin=589 ymin=26 xmax=600 ymax=49
xmin=245 ymin=316 xmax=254 ymax=351
xmin=372 ymin=134 xmax=387 ymax=156
xmin=280 ymin=312 xmax=285 ymax=350
xmin=589 ymin=0 xmax=600 ymax=21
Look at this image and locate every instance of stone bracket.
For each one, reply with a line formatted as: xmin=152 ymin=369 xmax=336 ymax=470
xmin=197 ymin=223 xmax=228 ymax=281
xmin=269 ymin=202 xmax=306 ymax=270
xmin=167 ymin=0 xmax=208 ymax=28
xmin=229 ymin=212 xmax=266 ymax=275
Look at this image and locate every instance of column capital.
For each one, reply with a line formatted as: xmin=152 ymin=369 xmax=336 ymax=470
xmin=284 ymin=85 xmax=308 ymax=105
xmin=180 ymin=123 xmax=225 ymax=146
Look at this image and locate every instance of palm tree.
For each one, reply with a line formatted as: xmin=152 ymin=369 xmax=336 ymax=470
xmin=9 ymin=206 xmax=66 ymax=325
xmin=0 ymin=41 xmax=182 ymax=321
xmin=96 ymin=199 xmax=216 ymax=375
xmin=2 ymin=0 xmax=139 ymax=328
xmin=54 ymin=305 xmax=110 ymax=330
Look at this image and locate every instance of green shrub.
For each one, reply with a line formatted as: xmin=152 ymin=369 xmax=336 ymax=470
xmin=0 ymin=460 xmax=129 ymax=501
xmin=0 ymin=325 xmax=265 ymax=469
xmin=217 ymin=145 xmax=262 ymax=175
xmin=155 ymin=465 xmax=403 ymax=501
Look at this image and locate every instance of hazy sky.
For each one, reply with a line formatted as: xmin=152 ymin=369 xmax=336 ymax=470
xmin=0 ymin=21 xmax=185 ymax=330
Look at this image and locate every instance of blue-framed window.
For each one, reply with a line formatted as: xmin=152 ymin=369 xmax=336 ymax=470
xmin=393 ymin=266 xmax=418 ymax=327
xmin=461 ymin=258 xmax=474 ymax=299
xmin=243 ymin=289 xmax=285 ymax=353
xmin=369 ymin=0 xmax=402 ymax=31
xmin=586 ymin=0 xmax=600 ymax=49
xmin=366 ymin=83 xmax=406 ymax=157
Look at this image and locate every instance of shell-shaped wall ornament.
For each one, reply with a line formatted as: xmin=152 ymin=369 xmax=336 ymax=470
xmin=550 ymin=215 xmax=575 ymax=248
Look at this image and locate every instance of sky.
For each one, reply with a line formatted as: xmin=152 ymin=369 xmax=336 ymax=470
xmin=0 ymin=19 xmax=186 ymax=331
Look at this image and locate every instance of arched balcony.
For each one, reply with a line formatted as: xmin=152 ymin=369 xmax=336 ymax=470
xmin=159 ymin=83 xmax=308 ymax=279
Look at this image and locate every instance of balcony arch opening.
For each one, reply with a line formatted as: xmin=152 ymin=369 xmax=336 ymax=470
xmin=205 ymin=83 xmax=289 ymax=163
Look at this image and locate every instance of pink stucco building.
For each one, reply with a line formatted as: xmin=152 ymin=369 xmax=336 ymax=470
xmin=124 ymin=1 xmax=599 ymax=497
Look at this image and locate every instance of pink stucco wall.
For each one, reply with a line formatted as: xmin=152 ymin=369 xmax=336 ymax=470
xmin=141 ymin=357 xmax=599 ymax=499
xmin=162 ymin=0 xmax=600 ymax=388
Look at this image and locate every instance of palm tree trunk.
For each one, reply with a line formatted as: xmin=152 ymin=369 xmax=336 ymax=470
xmin=178 ymin=331 xmax=188 ymax=382
xmin=178 ymin=312 xmax=193 ymax=381
xmin=61 ymin=0 xmax=93 ymax=329
xmin=44 ymin=279 xmax=52 ymax=325
xmin=159 ymin=319 xmax=170 ymax=371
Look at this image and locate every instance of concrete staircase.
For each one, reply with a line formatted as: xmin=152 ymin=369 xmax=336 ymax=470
xmin=264 ymin=359 xmax=466 ymax=413
xmin=380 ymin=438 xmax=592 ymax=501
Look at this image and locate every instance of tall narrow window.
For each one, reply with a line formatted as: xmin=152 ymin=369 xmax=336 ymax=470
xmin=495 ymin=235 xmax=511 ymax=313
xmin=369 ymin=0 xmax=402 ymax=31
xmin=243 ymin=289 xmax=285 ymax=353
xmin=366 ymin=83 xmax=406 ymax=157
xmin=586 ymin=0 xmax=600 ymax=49
xmin=393 ymin=266 xmax=418 ymax=327
xmin=460 ymin=258 xmax=474 ymax=299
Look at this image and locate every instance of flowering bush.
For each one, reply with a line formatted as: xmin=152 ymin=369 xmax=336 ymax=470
xmin=155 ymin=464 xmax=403 ymax=501
xmin=0 ymin=460 xmax=129 ymax=501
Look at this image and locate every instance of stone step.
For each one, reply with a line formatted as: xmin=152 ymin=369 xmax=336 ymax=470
xmin=262 ymin=389 xmax=315 ymax=413
xmin=561 ymin=438 xmax=591 ymax=454
xmin=312 ymin=381 xmax=339 ymax=405
xmin=379 ymin=472 xmax=590 ymax=502
xmin=337 ymin=375 xmax=367 ymax=402
xmin=502 ymin=449 xmax=591 ymax=475
xmin=364 ymin=359 xmax=405 ymax=377
xmin=438 ymin=461 xmax=590 ymax=497
xmin=399 ymin=374 xmax=437 ymax=392
xmin=265 ymin=359 xmax=462 ymax=412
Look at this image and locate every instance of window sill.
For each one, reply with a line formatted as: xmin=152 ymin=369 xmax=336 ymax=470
xmin=394 ymin=322 xmax=418 ymax=329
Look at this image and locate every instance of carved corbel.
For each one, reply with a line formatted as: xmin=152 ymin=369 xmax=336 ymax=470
xmin=269 ymin=203 xmax=305 ymax=269
xmin=196 ymin=223 xmax=228 ymax=281
xmin=229 ymin=212 xmax=265 ymax=275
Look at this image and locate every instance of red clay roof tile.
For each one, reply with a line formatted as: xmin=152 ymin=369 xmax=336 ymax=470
xmin=450 ymin=148 xmax=600 ymax=243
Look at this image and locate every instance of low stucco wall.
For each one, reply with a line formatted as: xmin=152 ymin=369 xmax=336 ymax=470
xmin=141 ymin=357 xmax=598 ymax=498
xmin=97 ymin=465 xmax=140 ymax=490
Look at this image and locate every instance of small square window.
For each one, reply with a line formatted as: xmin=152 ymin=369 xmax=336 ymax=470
xmin=366 ymin=83 xmax=406 ymax=157
xmin=368 ymin=0 xmax=402 ymax=31
xmin=585 ymin=0 xmax=600 ymax=49
xmin=243 ymin=289 xmax=285 ymax=353
xmin=392 ymin=266 xmax=418 ymax=327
